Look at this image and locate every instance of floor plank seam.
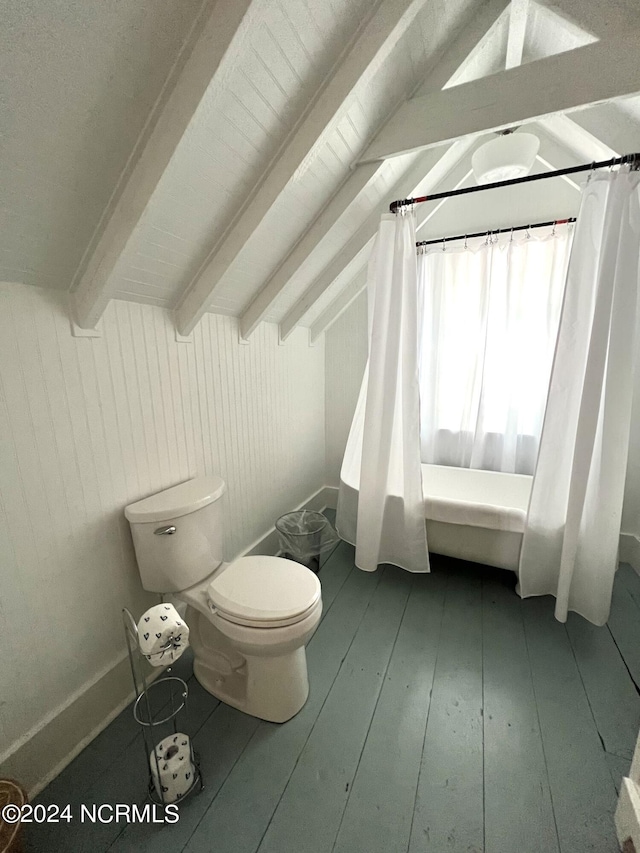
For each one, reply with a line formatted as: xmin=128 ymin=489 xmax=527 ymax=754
xmin=105 ymin=684 xmax=221 ymax=852
xmin=406 ymin=572 xmax=450 ymax=853
xmin=36 ymin=560 xmax=640 ymax=853
xmin=170 ymin=550 xmax=356 ymax=852
xmin=252 ymin=567 xmax=387 ymax=853
xmin=606 ymin=747 xmax=634 ymax=762
xmin=607 ymin=623 xmax=640 ymax=698
xmin=565 ymin=621 xmax=621 ymax=780
xmin=318 ymin=564 xmax=356 ymax=627
xmin=320 ymin=541 xmax=343 ymax=575
xmin=177 ymin=707 xmax=260 ymax=852
xmin=619 ymin=567 xmax=640 ymax=611
xmin=106 ymin=791 xmax=149 ymax=852
xmin=521 ymin=604 xmax=562 ymax=853
xmin=328 ymin=573 xmax=415 ymax=853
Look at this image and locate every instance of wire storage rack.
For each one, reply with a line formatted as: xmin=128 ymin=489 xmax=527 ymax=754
xmin=122 ymin=608 xmax=204 ymax=806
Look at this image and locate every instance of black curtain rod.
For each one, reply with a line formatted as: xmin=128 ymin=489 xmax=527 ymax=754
xmin=416 ymin=217 xmax=576 ymax=249
xmin=390 ymin=152 xmax=640 ymax=214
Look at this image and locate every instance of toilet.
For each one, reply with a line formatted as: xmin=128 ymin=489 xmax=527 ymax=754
xmin=124 ymin=476 xmax=322 ymax=723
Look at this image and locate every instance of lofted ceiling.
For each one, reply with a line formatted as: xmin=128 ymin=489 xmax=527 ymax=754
xmin=2 ymin=0 xmax=640 ymax=343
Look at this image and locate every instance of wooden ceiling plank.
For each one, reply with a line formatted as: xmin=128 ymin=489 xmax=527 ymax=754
xmin=241 ymin=0 xmax=509 ymax=340
xmin=278 ymin=139 xmax=476 ymax=340
xmin=309 ymin=269 xmax=368 ymax=343
xmin=239 ymin=161 xmax=381 ymax=340
xmin=71 ymin=0 xmax=256 ymax=330
xmin=175 ymin=0 xmax=431 ymax=336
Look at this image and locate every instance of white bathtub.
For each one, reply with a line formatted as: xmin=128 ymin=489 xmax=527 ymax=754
xmin=339 ymin=463 xmax=532 ymax=573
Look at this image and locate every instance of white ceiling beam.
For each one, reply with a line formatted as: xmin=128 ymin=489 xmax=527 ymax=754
xmin=412 ymin=0 xmax=510 ymax=97
xmin=505 ymin=0 xmax=529 ymax=69
xmin=506 ymin=3 xmax=615 ymax=193
xmin=359 ymin=33 xmax=640 ymax=161
xmin=71 ymin=0 xmax=255 ymax=330
xmin=278 ymin=224 xmax=376 ymax=343
xmin=537 ymin=114 xmax=618 ymax=162
xmin=239 ymin=161 xmax=380 ymax=340
xmin=505 ymin=3 xmax=616 ymax=180
xmin=535 ymin=154 xmax=580 ymax=191
xmin=310 ymin=162 xmax=478 ymax=343
xmin=279 ymin=139 xmax=476 ymax=341
xmin=174 ymin=0 xmax=430 ymax=337
xmin=239 ymin=0 xmax=509 ymax=340
xmin=310 ymin=269 xmax=368 ymax=343
xmin=551 ymin=105 xmax=640 ymax=160
xmin=415 ymin=167 xmax=475 ymax=236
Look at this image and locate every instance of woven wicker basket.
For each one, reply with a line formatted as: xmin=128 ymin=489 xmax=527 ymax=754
xmin=0 ymin=780 xmax=28 ymax=853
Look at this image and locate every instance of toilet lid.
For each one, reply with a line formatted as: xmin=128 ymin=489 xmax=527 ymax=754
xmin=207 ymin=556 xmax=321 ymax=624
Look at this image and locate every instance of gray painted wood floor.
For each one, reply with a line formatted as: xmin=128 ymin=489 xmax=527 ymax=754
xmin=28 ymin=543 xmax=640 ymax=853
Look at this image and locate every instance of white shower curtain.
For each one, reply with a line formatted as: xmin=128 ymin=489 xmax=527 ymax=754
xmin=336 ymin=212 xmax=429 ymax=573
xmin=417 ymin=229 xmax=572 ymax=474
xmin=519 ymin=169 xmax=640 ymax=625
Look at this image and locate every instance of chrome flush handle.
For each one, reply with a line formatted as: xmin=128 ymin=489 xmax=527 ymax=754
xmin=154 ymin=525 xmax=176 ymax=535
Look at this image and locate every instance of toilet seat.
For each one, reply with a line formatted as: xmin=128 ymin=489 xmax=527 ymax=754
xmin=207 ymin=555 xmax=321 ymax=629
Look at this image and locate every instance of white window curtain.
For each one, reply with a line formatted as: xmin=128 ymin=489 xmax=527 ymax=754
xmin=336 ymin=212 xmax=429 ymax=574
xmin=417 ymin=228 xmax=573 ymax=474
xmin=519 ymin=169 xmax=640 ymax=625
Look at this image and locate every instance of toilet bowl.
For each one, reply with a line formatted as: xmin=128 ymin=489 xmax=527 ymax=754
xmin=181 ymin=555 xmax=322 ymax=722
xmin=125 ymin=477 xmax=323 ymax=723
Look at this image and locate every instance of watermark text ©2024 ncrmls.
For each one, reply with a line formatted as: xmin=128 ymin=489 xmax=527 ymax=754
xmin=1 ymin=802 xmax=180 ymax=824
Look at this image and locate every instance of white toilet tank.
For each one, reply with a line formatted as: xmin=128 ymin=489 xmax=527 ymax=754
xmin=125 ymin=476 xmax=226 ymax=593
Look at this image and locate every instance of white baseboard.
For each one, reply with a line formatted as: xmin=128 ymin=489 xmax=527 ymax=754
xmin=241 ymin=485 xmax=337 ymax=557
xmin=620 ymin=532 xmax=640 ymax=575
xmin=0 ymin=652 xmax=137 ymax=799
xmin=322 ymin=486 xmax=339 ymax=510
xmin=1 ymin=485 xmax=337 ymax=799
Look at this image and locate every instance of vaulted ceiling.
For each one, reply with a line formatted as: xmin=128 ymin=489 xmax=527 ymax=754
xmin=3 ymin=0 xmax=640 ymax=343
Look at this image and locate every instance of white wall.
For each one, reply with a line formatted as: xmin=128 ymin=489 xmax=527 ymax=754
xmin=325 ymin=293 xmax=368 ymax=487
xmin=0 ymin=281 xmax=325 ymax=791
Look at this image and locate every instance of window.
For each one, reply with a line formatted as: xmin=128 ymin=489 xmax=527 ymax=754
xmin=417 ymin=228 xmax=572 ymax=474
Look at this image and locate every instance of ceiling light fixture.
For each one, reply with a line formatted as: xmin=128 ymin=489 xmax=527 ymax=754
xmin=471 ymin=130 xmax=540 ymax=185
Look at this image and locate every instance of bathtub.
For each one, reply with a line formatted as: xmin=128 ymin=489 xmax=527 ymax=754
xmin=339 ymin=463 xmax=532 ymax=573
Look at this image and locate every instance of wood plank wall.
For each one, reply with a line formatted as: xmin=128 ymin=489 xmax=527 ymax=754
xmin=0 ymin=281 xmax=325 ymax=771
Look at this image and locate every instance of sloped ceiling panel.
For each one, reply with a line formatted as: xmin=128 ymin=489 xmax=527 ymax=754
xmin=0 ymin=0 xmax=205 ymax=291
xmin=5 ymin=0 xmax=640 ymax=336
xmin=256 ymin=154 xmax=420 ymax=324
xmin=108 ymin=0 xmax=481 ymax=315
xmin=207 ymin=0 xmax=483 ymax=320
xmin=296 ymin=0 xmax=613 ymax=332
xmin=108 ymin=0 xmax=385 ymax=309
